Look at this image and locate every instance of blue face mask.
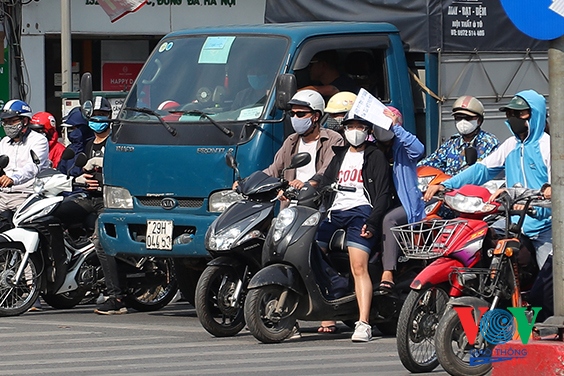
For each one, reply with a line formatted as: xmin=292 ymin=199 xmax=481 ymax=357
xmin=247 ymin=74 xmax=269 ymax=91
xmin=88 ymin=116 xmax=110 ymax=134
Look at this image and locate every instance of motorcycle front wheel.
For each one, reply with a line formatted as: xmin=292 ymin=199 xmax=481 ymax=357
xmin=435 ymin=307 xmax=492 ymax=376
xmin=244 ymin=285 xmax=298 ymax=344
xmin=0 ymin=248 xmax=43 ymax=316
xmin=396 ymin=285 xmax=449 ymax=373
xmin=195 ymin=265 xmax=246 ymax=337
xmin=123 ymin=257 xmax=178 ymax=312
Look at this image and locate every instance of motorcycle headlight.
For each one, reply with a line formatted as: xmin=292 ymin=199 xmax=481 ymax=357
xmin=272 ymin=208 xmax=296 ymax=243
xmin=445 ymin=193 xmax=491 ymax=214
xmin=33 ymin=179 xmax=45 ymax=194
xmin=104 ymin=186 xmax=133 ymax=209
xmin=209 ymin=190 xmax=243 ymax=213
xmin=206 ymin=212 xmax=260 ymax=251
xmin=418 ymin=175 xmax=435 ymax=193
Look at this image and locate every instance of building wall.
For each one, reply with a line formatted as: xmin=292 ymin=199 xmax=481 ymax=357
xmin=21 ymin=0 xmax=266 ymax=117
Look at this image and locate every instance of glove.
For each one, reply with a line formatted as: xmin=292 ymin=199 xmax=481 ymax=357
xmin=84 ymin=157 xmax=103 ymax=172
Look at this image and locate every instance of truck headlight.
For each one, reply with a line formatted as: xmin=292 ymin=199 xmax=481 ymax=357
xmin=104 ymin=186 xmax=133 ymax=209
xmin=209 ymin=190 xmax=242 ymax=213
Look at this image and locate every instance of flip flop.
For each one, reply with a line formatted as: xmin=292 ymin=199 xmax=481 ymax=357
xmin=317 ymin=325 xmax=339 ymax=334
xmin=379 ymin=280 xmax=395 ymax=294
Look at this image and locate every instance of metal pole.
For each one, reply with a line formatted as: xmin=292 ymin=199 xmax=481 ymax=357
xmin=549 ymin=36 xmax=564 ymax=317
xmin=61 ymin=0 xmax=72 ymax=93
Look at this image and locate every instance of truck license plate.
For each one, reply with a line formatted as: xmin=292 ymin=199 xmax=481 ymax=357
xmin=146 ymin=220 xmax=173 ymax=250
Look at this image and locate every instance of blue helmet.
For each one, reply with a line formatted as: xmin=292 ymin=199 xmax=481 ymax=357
xmin=0 ymin=99 xmax=32 ymax=119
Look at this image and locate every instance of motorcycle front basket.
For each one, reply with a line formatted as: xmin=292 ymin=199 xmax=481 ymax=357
xmin=391 ymin=219 xmax=468 ymax=260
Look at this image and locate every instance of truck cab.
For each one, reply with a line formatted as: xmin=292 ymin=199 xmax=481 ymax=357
xmin=97 ymin=22 xmax=415 ymax=298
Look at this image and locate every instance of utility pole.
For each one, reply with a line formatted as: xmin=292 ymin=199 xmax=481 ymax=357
xmin=550 ymin=35 xmax=564 ymax=318
xmin=61 ymin=0 xmax=72 ymax=93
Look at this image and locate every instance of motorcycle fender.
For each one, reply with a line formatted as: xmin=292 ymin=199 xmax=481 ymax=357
xmin=207 ymin=256 xmax=244 ymax=269
xmin=0 ymin=228 xmax=39 ymax=254
xmin=409 ymin=258 xmax=464 ymax=290
xmin=446 ymin=296 xmax=489 ymax=321
xmin=247 ymin=264 xmax=305 ymax=295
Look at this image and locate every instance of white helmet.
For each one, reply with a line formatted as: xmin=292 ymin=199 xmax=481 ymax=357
xmin=325 ymin=92 xmax=357 ymax=114
xmin=288 ymin=89 xmax=325 ymax=115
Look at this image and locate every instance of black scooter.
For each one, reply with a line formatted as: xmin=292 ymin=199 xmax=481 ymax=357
xmin=243 ymin=183 xmax=424 ymax=343
xmin=195 ymin=152 xmax=311 ymax=337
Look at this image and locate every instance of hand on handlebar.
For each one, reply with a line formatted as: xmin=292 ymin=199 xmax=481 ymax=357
xmin=288 ymin=179 xmax=305 ymax=190
xmin=423 ymin=184 xmax=444 ymax=201
xmin=0 ymin=175 xmax=13 ymax=188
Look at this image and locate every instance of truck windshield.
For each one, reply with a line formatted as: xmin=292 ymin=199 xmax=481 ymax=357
xmin=121 ymin=35 xmax=288 ymax=125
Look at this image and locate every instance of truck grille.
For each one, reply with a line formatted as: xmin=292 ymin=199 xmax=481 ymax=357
xmin=137 ymin=197 xmax=204 ymax=208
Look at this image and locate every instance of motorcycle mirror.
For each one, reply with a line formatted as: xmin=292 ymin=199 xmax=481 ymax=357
xmin=30 ymin=150 xmax=40 ymax=165
xmin=465 ymin=146 xmax=477 ymax=166
xmin=61 ymin=147 xmax=76 ymax=161
xmin=287 ymin=152 xmax=311 ymax=170
xmin=225 ymin=151 xmax=240 ymax=180
xmin=0 ymin=155 xmax=9 ymax=170
xmin=74 ymin=153 xmax=88 ymax=169
xmin=80 ymin=73 xmax=93 ymax=105
xmin=275 ymin=74 xmax=297 ymax=111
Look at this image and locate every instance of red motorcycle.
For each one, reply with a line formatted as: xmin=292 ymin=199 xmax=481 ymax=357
xmin=393 ymin=184 xmax=500 ymax=373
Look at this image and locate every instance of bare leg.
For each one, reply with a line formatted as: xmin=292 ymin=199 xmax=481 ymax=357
xmin=349 ymin=247 xmax=371 ymax=323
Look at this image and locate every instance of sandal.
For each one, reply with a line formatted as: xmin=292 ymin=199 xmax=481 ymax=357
xmin=317 ymin=325 xmax=339 ymax=334
xmin=379 ymin=280 xmax=395 ymax=293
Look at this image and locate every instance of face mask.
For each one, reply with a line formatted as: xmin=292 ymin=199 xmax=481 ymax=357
xmin=455 ymin=119 xmax=479 ymax=135
xmin=324 ymin=116 xmax=343 ymax=131
xmin=3 ymin=122 xmax=23 ymax=139
xmin=291 ymin=116 xmax=313 ymax=135
xmin=373 ymin=126 xmax=395 ymax=142
xmin=507 ymin=116 xmax=529 ymax=136
xmin=88 ymin=116 xmax=110 ymax=134
xmin=247 ymin=74 xmax=269 ymax=91
xmin=344 ymin=129 xmax=368 ymax=147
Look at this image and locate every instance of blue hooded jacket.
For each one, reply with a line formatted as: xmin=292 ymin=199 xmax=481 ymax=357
xmin=444 ymin=90 xmax=551 ymax=237
xmin=390 ymin=124 xmax=425 ymax=223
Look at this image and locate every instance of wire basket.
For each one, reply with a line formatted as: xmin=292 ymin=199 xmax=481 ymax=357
xmin=391 ymin=219 xmax=468 ymax=259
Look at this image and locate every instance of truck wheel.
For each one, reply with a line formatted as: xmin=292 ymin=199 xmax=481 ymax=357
xmin=244 ymin=285 xmax=298 ymax=343
xmin=396 ymin=286 xmax=449 ymax=373
xmin=435 ymin=307 xmax=492 ymax=376
xmin=195 ymin=265 xmax=246 ymax=337
xmin=0 ymin=249 xmax=44 ymax=316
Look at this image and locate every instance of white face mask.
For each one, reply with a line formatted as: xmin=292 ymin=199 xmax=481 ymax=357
xmin=344 ymin=129 xmax=368 ymax=147
xmin=455 ymin=119 xmax=479 ymax=135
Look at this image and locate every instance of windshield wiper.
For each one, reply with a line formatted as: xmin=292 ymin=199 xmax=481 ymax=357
xmin=183 ymin=110 xmax=233 ymax=137
xmin=123 ymin=107 xmax=177 ymax=136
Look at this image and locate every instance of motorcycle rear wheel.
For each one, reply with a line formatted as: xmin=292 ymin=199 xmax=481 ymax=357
xmin=0 ymin=248 xmax=43 ymax=316
xmin=123 ymin=257 xmax=178 ymax=312
xmin=396 ymin=285 xmax=449 ymax=373
xmin=244 ymin=285 xmax=298 ymax=343
xmin=435 ymin=307 xmax=492 ymax=376
xmin=195 ymin=265 xmax=246 ymax=337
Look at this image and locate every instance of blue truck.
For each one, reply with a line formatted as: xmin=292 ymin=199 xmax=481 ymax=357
xmin=95 ymin=20 xmax=546 ymax=301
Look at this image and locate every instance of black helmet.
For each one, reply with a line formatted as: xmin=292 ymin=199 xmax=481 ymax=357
xmin=93 ymin=96 xmax=112 ymax=113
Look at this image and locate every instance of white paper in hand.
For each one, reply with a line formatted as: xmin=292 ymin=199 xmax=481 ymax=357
xmin=348 ymin=88 xmax=392 ymax=130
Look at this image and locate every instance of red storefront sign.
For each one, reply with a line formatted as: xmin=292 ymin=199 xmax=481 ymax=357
xmin=102 ymin=62 xmax=143 ymax=91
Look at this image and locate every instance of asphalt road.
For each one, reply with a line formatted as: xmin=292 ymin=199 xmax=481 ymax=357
xmin=0 ymin=301 xmax=450 ymax=376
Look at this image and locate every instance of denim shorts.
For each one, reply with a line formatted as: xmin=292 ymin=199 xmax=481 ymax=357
xmin=316 ymin=205 xmax=376 ymax=254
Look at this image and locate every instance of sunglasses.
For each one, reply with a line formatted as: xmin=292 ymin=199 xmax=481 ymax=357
xmin=505 ymin=109 xmax=530 ymax=118
xmin=288 ymin=110 xmax=313 ymax=118
xmin=344 ymin=124 xmax=369 ymax=131
xmin=453 ymin=114 xmax=478 ymax=121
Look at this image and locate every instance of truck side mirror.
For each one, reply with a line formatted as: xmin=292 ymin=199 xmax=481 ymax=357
xmin=275 ymin=74 xmax=297 ymax=110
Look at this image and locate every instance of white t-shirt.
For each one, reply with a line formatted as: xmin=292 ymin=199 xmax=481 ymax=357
xmin=295 ymin=138 xmax=318 ymax=183
xmin=330 ymin=149 xmax=371 ymax=212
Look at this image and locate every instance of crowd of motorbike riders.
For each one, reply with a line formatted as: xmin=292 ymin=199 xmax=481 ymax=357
xmin=0 ymin=83 xmax=553 ymax=342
